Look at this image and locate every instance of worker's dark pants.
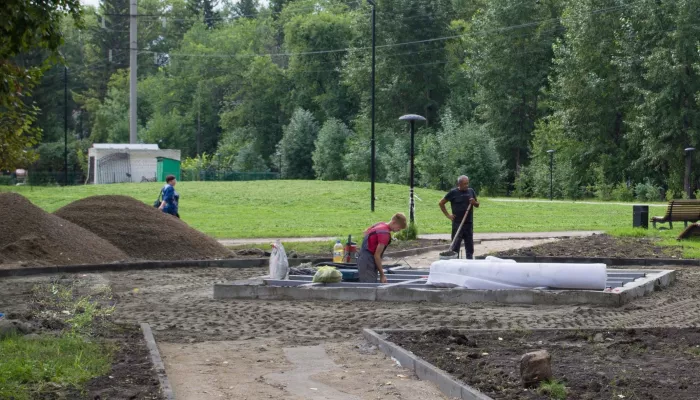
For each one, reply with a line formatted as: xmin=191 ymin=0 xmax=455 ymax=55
xmin=357 ymin=250 xmax=378 ymax=283
xmin=451 ymin=221 xmax=474 ymax=259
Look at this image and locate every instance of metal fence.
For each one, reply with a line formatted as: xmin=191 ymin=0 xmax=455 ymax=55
xmin=0 ymin=170 xmax=86 ymax=186
xmin=181 ymin=169 xmax=280 ymax=182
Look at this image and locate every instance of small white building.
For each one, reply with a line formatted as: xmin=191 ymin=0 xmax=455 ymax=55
xmin=87 ymin=144 xmax=181 ymax=184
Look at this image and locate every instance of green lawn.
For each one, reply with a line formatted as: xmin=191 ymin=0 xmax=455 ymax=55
xmin=0 ymin=181 xmax=669 ymax=238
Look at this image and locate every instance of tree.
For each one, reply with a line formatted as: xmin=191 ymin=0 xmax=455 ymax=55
xmin=278 ymin=108 xmax=319 ymax=179
xmin=616 ymin=0 xmax=700 ymax=191
xmin=232 ymin=142 xmax=268 ymax=171
xmin=232 ymin=0 xmax=259 ymax=18
xmin=463 ymin=0 xmax=561 ymax=182
xmin=188 ymin=0 xmax=221 ymax=28
xmin=312 ymin=118 xmax=352 ymax=180
xmin=1 ymin=0 xmax=82 ymax=170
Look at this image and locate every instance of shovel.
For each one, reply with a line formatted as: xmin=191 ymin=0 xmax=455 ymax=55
xmin=440 ymin=203 xmax=473 ymax=259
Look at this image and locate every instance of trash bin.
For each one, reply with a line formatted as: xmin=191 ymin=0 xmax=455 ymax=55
xmin=156 ymin=157 xmax=181 ymax=182
xmin=633 ymin=205 xmax=649 ymax=229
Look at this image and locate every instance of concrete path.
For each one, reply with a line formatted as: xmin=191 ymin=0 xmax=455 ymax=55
xmin=218 ymin=231 xmax=602 ymax=246
xmin=266 ymin=346 xmax=360 ymax=400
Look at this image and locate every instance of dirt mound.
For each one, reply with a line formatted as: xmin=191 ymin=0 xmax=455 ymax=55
xmin=0 ymin=193 xmax=128 ymax=266
xmin=492 ymin=233 xmax=682 ymax=259
xmin=55 ymin=195 xmax=234 ymax=261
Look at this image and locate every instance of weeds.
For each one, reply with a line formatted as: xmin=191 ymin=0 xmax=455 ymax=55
xmin=537 ymin=380 xmax=568 ymax=399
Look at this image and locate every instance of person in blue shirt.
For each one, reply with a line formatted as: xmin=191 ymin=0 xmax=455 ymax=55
xmin=158 ymin=175 xmax=180 ymax=218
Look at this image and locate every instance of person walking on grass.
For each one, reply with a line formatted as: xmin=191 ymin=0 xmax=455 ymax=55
xmin=357 ymin=213 xmax=408 ymax=283
xmin=159 ymin=175 xmax=180 ymax=218
xmin=439 ymin=175 xmax=479 ymax=259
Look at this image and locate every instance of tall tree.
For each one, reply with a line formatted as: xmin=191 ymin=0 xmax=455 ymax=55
xmin=278 ymin=108 xmax=319 ymax=179
xmin=188 ymin=0 xmax=221 ymax=28
xmin=464 ymin=0 xmax=562 ymax=182
xmin=1 ymin=0 xmax=82 ymax=170
xmin=616 ymin=0 xmax=700 ymax=191
xmin=232 ymin=0 xmax=259 ymax=18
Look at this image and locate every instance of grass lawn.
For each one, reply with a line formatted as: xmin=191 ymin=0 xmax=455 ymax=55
xmin=1 ymin=180 xmax=669 ymax=238
xmin=0 ymin=334 xmax=112 ymax=400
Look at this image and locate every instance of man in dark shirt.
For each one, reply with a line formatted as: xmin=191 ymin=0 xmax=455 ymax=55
xmin=439 ymin=175 xmax=480 ymax=259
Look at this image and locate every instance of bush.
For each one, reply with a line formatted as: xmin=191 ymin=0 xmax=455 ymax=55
xmin=0 ymin=176 xmax=13 ymax=186
xmin=612 ymin=182 xmax=634 ymax=202
xmin=395 ymin=221 xmax=418 ymax=241
xmin=635 ymin=180 xmax=662 ymax=202
xmin=666 ymin=189 xmax=676 ymax=201
xmin=312 ymin=118 xmax=351 ymax=180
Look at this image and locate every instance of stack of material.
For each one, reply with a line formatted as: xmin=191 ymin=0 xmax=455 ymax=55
xmin=55 ymin=195 xmax=234 ymax=261
xmin=426 ymin=256 xmax=607 ymax=290
xmin=0 ymin=193 xmax=128 ymax=266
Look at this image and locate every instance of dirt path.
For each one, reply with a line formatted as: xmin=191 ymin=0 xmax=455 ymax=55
xmin=1 ymin=239 xmax=699 ymax=399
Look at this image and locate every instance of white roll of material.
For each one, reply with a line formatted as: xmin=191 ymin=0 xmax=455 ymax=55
xmin=426 ymin=259 xmax=607 ymax=290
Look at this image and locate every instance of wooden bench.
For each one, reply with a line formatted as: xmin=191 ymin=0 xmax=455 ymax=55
xmin=651 ymin=200 xmax=700 ymax=229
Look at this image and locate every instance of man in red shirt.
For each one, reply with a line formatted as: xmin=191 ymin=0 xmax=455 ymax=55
xmin=357 ymin=213 xmax=408 ymax=283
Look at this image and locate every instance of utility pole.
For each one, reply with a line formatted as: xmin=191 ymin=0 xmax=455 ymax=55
xmin=129 ymin=0 xmax=138 ymax=144
xmin=367 ymin=0 xmax=376 ymax=212
xmin=64 ymin=66 xmax=69 ymax=186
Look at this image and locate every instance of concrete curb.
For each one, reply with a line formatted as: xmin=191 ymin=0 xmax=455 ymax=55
xmin=363 ymin=328 xmax=492 ymax=400
xmin=141 ymin=323 xmax=175 ymax=400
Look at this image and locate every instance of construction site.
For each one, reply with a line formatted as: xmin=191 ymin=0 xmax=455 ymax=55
xmin=1 ymin=191 xmax=700 ymax=400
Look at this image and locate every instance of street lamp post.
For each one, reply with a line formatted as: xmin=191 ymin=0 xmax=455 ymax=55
xmin=685 ymin=147 xmax=695 ymax=198
xmin=399 ymin=114 xmax=426 ymax=223
xmin=367 ymin=0 xmax=376 ymax=212
xmin=547 ymin=149 xmax=555 ymax=201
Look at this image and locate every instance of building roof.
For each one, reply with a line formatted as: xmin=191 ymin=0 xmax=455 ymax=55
xmin=92 ymin=143 xmax=160 ymax=150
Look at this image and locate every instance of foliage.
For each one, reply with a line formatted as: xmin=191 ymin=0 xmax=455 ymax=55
xmin=611 ymin=182 xmax=634 ymax=202
xmin=279 ymin=108 xmax=320 ymax=179
xmin=395 ymin=221 xmax=418 ymax=241
xmin=416 ymin=109 xmax=502 ymax=193
xmin=634 ymin=180 xmax=663 ymax=202
xmin=232 ymin=142 xmax=269 ymax=172
xmin=0 ymin=0 xmax=82 ymax=170
xmin=313 ymin=118 xmax=352 ymax=180
xmin=537 ymin=380 xmax=568 ymax=400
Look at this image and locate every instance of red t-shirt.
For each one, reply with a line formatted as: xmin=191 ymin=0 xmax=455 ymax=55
xmin=365 ymin=222 xmax=391 ymax=254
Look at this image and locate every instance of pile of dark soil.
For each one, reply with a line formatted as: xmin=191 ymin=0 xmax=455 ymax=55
xmin=389 ymin=327 xmax=700 ymax=399
xmin=0 ymin=193 xmax=128 ymax=266
xmin=492 ymin=233 xmax=683 ymax=259
xmin=55 ymin=195 xmax=234 ymax=261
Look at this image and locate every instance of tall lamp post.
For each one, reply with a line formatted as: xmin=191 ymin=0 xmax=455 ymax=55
xmin=685 ymin=147 xmax=695 ymax=198
xmin=399 ymin=114 xmax=426 ymax=223
xmin=367 ymin=0 xmax=377 ymax=212
xmin=547 ymin=149 xmax=555 ymax=201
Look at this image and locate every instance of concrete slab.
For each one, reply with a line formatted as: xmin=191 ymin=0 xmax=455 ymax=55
xmin=266 ymin=346 xmax=360 ymax=400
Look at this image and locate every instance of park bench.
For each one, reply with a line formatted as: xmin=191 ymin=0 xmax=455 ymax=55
xmin=651 ymin=199 xmax=700 ymax=229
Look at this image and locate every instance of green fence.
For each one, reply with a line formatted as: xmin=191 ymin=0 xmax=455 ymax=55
xmin=180 ymin=169 xmax=280 ymax=182
xmin=0 ymin=171 xmax=86 ymax=186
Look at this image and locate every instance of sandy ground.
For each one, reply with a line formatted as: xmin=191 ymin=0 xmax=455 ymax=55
xmin=1 ymin=238 xmax=699 ymax=399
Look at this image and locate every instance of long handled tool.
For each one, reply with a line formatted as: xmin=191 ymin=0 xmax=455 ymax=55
xmin=446 ymin=203 xmax=473 ymax=255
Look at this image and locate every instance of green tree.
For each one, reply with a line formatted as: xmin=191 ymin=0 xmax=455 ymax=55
xmin=312 ymin=118 xmax=352 ymax=180
xmin=616 ymin=0 xmax=700 ymax=190
xmin=463 ymin=0 xmax=562 ymax=182
xmin=278 ymin=108 xmax=319 ymax=179
xmin=231 ymin=0 xmax=259 ymax=18
xmin=1 ymin=0 xmax=82 ymax=170
xmin=232 ymin=142 xmax=268 ymax=171
xmin=188 ymin=0 xmax=221 ymax=28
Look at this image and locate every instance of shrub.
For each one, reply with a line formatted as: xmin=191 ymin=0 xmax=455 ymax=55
xmin=312 ymin=118 xmax=351 ymax=180
xmin=612 ymin=182 xmax=634 ymax=202
xmin=635 ymin=180 xmax=662 ymax=202
xmin=395 ymin=221 xmax=418 ymax=241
